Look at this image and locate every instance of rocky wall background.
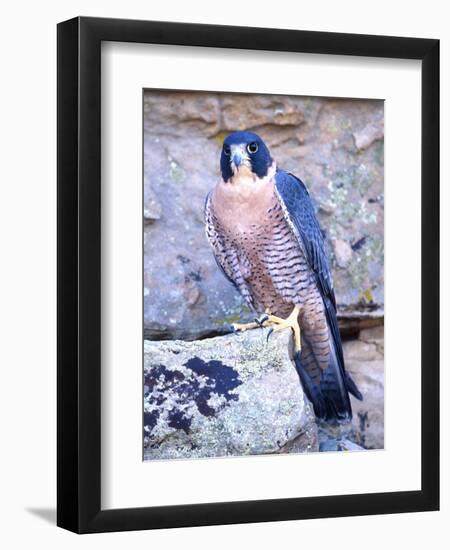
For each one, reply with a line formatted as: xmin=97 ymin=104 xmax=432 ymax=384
xmin=143 ymin=90 xmax=384 ymax=457
xmin=144 ymin=90 xmax=384 ymax=341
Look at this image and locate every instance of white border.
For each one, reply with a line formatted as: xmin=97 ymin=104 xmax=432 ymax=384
xmin=101 ymin=42 xmax=421 ymax=510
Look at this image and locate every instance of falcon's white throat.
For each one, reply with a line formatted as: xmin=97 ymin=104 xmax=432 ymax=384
xmin=228 ymin=163 xmax=277 ymax=190
xmin=228 ymin=143 xmax=276 ymax=188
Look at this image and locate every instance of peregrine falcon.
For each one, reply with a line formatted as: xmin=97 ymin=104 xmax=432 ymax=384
xmin=205 ymin=131 xmax=362 ymax=422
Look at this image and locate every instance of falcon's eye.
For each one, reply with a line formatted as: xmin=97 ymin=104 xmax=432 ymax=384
xmin=247 ymin=142 xmax=258 ymax=154
xmin=223 ymin=145 xmax=231 ymax=156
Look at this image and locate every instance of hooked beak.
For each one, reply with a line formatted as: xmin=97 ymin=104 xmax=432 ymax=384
xmin=232 ymin=152 xmax=242 ymax=168
xmin=230 ymin=145 xmax=248 ymax=173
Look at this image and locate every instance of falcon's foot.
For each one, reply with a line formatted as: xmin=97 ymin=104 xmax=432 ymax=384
xmin=232 ymin=308 xmax=271 ymax=333
xmin=231 ymin=320 xmax=261 ymax=332
xmin=264 ymin=305 xmax=302 ymax=353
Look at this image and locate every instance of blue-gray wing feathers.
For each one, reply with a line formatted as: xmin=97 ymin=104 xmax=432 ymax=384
xmin=275 ymin=170 xmax=362 ymax=421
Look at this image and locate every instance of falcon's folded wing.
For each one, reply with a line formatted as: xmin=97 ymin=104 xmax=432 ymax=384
xmin=275 ymin=170 xmax=362 ymax=422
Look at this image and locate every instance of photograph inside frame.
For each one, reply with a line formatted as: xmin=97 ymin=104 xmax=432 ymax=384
xmin=142 ymin=89 xmax=384 ymax=461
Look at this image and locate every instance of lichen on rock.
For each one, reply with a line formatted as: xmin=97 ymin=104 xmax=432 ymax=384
xmin=144 ymin=330 xmax=318 ymax=460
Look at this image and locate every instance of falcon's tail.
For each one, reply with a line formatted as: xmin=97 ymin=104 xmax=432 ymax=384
xmin=293 ymin=350 xmax=359 ymax=423
xmin=293 ymin=299 xmax=363 ymax=423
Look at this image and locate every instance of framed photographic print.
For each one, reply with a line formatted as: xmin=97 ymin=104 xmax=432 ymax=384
xmin=57 ymin=17 xmax=439 ymax=533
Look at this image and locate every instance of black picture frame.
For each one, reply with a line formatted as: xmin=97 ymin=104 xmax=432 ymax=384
xmin=57 ymin=16 xmax=439 ymax=533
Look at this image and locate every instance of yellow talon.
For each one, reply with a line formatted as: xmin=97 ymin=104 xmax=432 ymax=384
xmin=232 ymin=307 xmax=274 ymax=332
xmin=263 ymin=305 xmax=302 ymax=353
xmin=232 ymin=321 xmax=261 ymax=332
xmin=232 ymin=305 xmax=301 ymax=354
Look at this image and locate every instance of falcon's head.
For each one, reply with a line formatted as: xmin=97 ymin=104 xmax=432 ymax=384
xmin=220 ymin=131 xmax=274 ymax=183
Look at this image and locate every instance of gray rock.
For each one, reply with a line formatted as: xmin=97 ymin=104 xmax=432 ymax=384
xmin=319 ymin=435 xmax=365 ymax=452
xmin=221 ymin=94 xmax=305 ymax=131
xmin=143 ymin=330 xmax=318 ymax=460
xmin=333 ymin=238 xmax=353 ymax=268
xmin=144 ymin=91 xmax=384 ymax=340
xmin=317 ymin=421 xmax=367 ymax=452
xmin=143 ymin=185 xmax=162 ymax=222
xmin=343 ymin=326 xmax=385 ymax=449
xmin=353 ymin=120 xmax=384 ymax=150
